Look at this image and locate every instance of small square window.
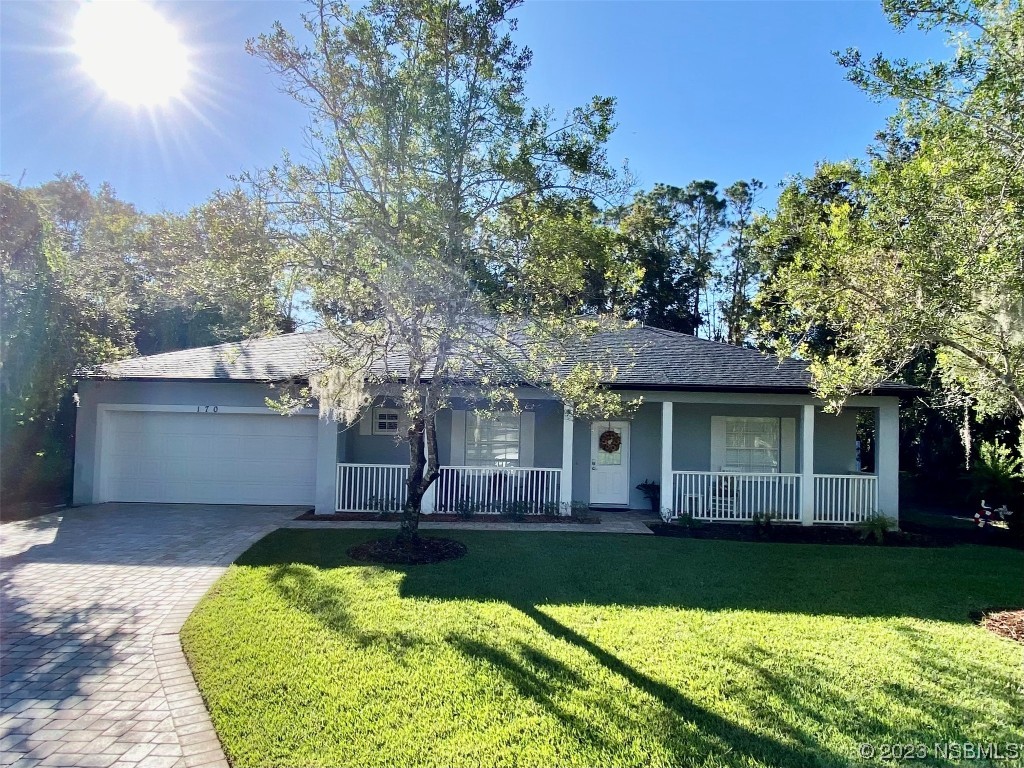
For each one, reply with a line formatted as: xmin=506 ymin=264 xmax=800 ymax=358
xmin=373 ymin=408 xmax=400 ymax=435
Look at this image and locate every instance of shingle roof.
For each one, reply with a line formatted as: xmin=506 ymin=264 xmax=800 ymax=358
xmin=84 ymin=326 xmax=913 ymax=394
xmin=86 ymin=332 xmax=334 ymax=381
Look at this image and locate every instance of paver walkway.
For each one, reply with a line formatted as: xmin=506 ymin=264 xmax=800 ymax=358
xmin=0 ymin=504 xmax=301 ymax=768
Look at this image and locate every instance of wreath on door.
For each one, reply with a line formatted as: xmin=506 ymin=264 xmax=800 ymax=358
xmin=599 ymin=429 xmax=621 ymax=453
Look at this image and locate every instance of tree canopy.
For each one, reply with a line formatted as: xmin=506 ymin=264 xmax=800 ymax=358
xmin=756 ymin=0 xmax=1024 ymax=421
xmin=0 ymin=176 xmax=293 ymax=503
xmin=248 ymin=0 xmax=635 ymax=538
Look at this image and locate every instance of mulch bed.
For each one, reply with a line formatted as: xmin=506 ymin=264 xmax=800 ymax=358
xmin=646 ymin=521 xmax=943 ymax=547
xmin=295 ymin=511 xmax=601 ymax=524
xmin=347 ymin=535 xmax=468 ymax=565
xmin=973 ymin=609 xmax=1024 ymax=645
xmin=900 ymin=520 xmax=1023 ymax=549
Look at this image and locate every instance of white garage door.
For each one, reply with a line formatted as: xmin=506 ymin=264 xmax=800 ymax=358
xmin=100 ymin=410 xmax=317 ymax=505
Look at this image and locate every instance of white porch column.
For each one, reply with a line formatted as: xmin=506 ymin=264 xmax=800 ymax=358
xmin=800 ymin=404 xmax=815 ymax=526
xmin=877 ymin=401 xmax=900 ymax=525
xmin=660 ymin=401 xmax=674 ymax=518
xmin=421 ymin=430 xmax=436 ymax=513
xmin=560 ymin=404 xmax=574 ymax=513
xmin=421 ymin=480 xmax=436 ymax=514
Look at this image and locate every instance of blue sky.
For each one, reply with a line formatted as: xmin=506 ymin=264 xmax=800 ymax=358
xmin=1 ymin=1 xmax=947 ymax=215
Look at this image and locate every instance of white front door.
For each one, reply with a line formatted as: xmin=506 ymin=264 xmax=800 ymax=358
xmin=590 ymin=421 xmax=630 ymax=506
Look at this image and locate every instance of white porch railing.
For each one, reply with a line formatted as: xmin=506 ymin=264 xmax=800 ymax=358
xmin=336 ymin=463 xmax=408 ymax=512
xmin=671 ymin=471 xmax=802 ymax=522
xmin=336 ymin=463 xmax=562 ymax=515
xmin=813 ymin=474 xmax=878 ymax=524
xmin=667 ymin=471 xmax=879 ymax=524
xmin=434 ymin=466 xmax=562 ymax=515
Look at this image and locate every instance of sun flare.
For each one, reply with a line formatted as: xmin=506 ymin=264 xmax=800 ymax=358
xmin=74 ymin=0 xmax=189 ymax=106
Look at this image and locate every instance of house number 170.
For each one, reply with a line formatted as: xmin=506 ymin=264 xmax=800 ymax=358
xmin=196 ymin=405 xmax=219 ymax=413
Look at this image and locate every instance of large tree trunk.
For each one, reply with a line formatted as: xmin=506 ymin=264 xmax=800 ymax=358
xmin=399 ymin=413 xmax=426 ymax=544
xmin=398 ymin=386 xmax=441 ymax=546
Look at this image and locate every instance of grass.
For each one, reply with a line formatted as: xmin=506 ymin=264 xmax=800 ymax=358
xmin=181 ymin=531 xmax=1024 ymax=768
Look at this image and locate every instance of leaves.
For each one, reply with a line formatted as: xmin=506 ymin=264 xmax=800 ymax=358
xmin=756 ymin=0 xmax=1024 ymax=418
xmin=248 ymin=0 xmax=634 ymax=435
xmin=1 ymin=177 xmax=295 ymax=500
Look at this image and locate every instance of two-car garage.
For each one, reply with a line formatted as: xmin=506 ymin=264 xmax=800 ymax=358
xmin=94 ymin=407 xmax=318 ymax=506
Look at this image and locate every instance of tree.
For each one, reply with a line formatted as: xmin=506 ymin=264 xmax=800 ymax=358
xmin=756 ymin=0 xmax=1024 ymax=423
xmin=607 ymin=182 xmax=729 ymax=335
xmin=0 ymin=177 xmax=296 ymax=504
xmin=137 ymin=189 xmax=297 ymax=354
xmin=602 ymin=179 xmax=767 ymax=342
xmin=248 ymin=0 xmax=632 ymax=543
xmin=608 ymin=188 xmax=694 ymax=333
xmin=477 ymin=197 xmax=640 ymax=316
xmin=752 ymin=162 xmax=862 ymax=358
xmin=675 ymin=180 xmax=728 ymax=333
xmin=0 ymin=178 xmax=139 ymax=502
xmin=714 ymin=179 xmax=763 ymax=345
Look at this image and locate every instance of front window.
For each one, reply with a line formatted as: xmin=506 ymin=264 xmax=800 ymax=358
xmin=724 ymin=417 xmax=780 ymax=473
xmin=465 ymin=412 xmax=520 ymax=467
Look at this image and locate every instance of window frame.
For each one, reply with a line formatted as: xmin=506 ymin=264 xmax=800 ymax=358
xmin=723 ymin=416 xmax=781 ymax=474
xmin=464 ymin=411 xmax=521 ymax=467
xmin=371 ymin=407 xmax=401 ymax=436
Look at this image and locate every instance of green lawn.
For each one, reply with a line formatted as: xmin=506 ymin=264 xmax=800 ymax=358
xmin=181 ymin=531 xmax=1024 ymax=768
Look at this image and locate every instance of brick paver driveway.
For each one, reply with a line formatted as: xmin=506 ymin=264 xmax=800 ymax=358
xmin=0 ymin=504 xmax=301 ymax=768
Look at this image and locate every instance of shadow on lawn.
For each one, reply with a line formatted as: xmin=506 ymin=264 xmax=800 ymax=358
xmin=250 ymin=531 xmax=1024 ymax=768
xmin=445 ymin=635 xmax=620 ymax=754
xmin=723 ymin=640 xmax=1021 ymax=749
xmin=266 ymin=562 xmax=845 ymax=766
xmin=267 ymin=563 xmax=425 ymax=657
xmin=513 ymin=605 xmax=847 ymax=766
xmin=238 ymin=529 xmax=1024 ymax=623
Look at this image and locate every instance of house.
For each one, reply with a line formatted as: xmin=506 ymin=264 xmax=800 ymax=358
xmin=72 ymin=326 xmax=910 ymax=524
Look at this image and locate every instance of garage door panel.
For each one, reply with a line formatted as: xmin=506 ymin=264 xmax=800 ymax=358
xmin=102 ymin=411 xmax=317 ymax=505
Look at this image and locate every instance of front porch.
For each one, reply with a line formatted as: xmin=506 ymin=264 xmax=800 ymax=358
xmin=329 ymin=393 xmax=900 ymax=525
xmin=335 ymin=464 xmax=880 ymax=523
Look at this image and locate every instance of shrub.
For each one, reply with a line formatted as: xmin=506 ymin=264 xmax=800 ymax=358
xmin=752 ymin=511 xmax=776 ymax=539
xmin=972 ymin=440 xmax=1023 ymax=540
xmin=498 ymin=500 xmax=533 ymax=520
xmin=453 ymin=499 xmax=481 ymax=519
xmin=856 ymin=513 xmax=892 ymax=544
xmin=635 ymin=479 xmax=660 ymax=514
xmin=675 ymin=512 xmax=699 ymax=529
xmin=566 ymin=501 xmax=596 ymax=521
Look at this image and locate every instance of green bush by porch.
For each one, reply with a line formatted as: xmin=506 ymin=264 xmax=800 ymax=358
xmin=181 ymin=531 xmax=1023 ymax=768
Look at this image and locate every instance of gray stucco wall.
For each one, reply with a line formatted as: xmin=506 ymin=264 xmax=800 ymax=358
xmin=532 ymin=401 xmax=566 ymax=468
xmin=341 ymin=425 xmax=409 ymax=465
xmin=813 ymin=409 xmax=860 ymax=474
xmin=671 ymin=403 xmax=804 ymax=470
xmin=339 ymin=398 xmax=563 ymax=468
xmin=75 ymin=381 xmax=878 ymax=515
xmin=571 ymin=416 xmax=590 ymax=503
xmin=568 ymin=403 xmax=660 ymax=509
xmin=627 ymin=403 xmax=662 ymax=509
